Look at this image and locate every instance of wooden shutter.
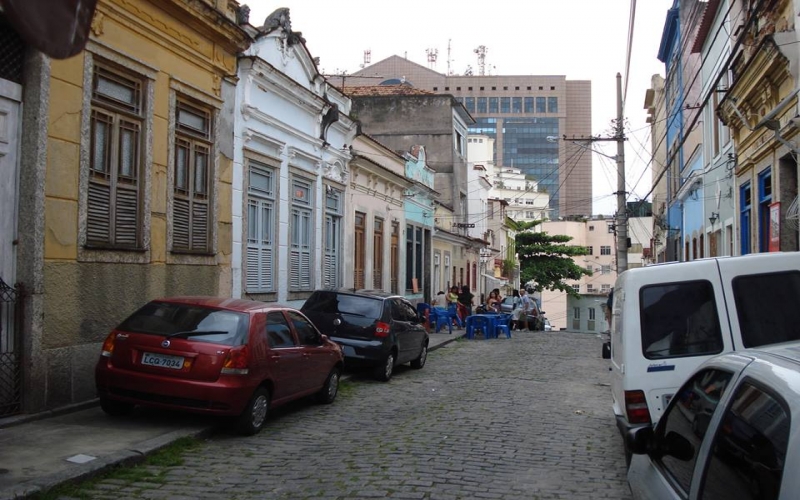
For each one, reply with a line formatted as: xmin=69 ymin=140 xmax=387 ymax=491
xmin=373 ymin=218 xmax=383 ymax=289
xmin=323 ymin=214 xmax=338 ymax=289
xmin=354 ymin=212 xmax=365 ymax=289
xmin=246 ymin=198 xmax=273 ymax=292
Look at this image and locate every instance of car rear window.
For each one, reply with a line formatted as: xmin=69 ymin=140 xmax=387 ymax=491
xmin=732 ymin=270 xmax=800 ymax=348
xmin=304 ymin=292 xmax=383 ymax=320
xmin=117 ymin=301 xmax=249 ymax=346
xmin=639 ymin=280 xmax=724 ymax=359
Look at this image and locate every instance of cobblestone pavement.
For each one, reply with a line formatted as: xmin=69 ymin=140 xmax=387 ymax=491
xmin=79 ymin=332 xmax=632 ymax=500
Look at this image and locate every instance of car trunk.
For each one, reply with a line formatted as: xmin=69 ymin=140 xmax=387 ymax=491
xmin=303 ymin=293 xmax=385 ymax=341
xmin=110 ymin=331 xmax=230 ymax=382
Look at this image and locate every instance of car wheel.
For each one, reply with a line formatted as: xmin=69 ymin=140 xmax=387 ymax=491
xmin=410 ymin=343 xmax=428 ymax=369
xmin=374 ymin=352 xmax=395 ymax=382
xmin=235 ymin=387 xmax=270 ymax=436
xmin=315 ymin=367 xmax=340 ymax=404
xmin=99 ymin=397 xmax=134 ymax=417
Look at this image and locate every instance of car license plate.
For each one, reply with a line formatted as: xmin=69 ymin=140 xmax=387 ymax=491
xmin=141 ymin=352 xmax=184 ymax=370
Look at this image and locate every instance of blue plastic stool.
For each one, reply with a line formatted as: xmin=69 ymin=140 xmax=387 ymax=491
xmin=465 ymin=315 xmax=493 ymax=339
xmin=494 ymin=317 xmax=511 ymax=338
xmin=431 ymin=308 xmax=452 ymax=334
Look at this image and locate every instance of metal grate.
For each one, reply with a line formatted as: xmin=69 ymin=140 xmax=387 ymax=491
xmin=0 ymin=20 xmax=26 ymax=84
xmin=0 ymin=279 xmax=22 ymax=417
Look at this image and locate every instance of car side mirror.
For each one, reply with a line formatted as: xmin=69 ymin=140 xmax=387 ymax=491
xmin=625 ymin=425 xmax=654 ymax=456
xmin=626 ymin=426 xmax=694 ymax=462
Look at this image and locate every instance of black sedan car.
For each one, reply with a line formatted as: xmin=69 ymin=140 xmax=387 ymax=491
xmin=301 ymin=289 xmax=429 ymax=381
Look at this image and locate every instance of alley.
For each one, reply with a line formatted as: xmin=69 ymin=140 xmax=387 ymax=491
xmin=77 ymin=332 xmax=631 ymax=500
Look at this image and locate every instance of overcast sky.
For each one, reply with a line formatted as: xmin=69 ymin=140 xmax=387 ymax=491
xmin=246 ymin=0 xmax=675 ymax=215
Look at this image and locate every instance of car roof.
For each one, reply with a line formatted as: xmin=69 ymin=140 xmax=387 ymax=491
xmin=314 ymin=288 xmax=401 ymax=300
xmin=154 ymin=296 xmax=282 ymax=313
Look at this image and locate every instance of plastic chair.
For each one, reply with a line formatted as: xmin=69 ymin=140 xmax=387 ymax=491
xmin=416 ymin=303 xmax=431 ymax=331
xmin=465 ymin=315 xmax=493 ymax=340
xmin=494 ymin=313 xmax=511 ymax=338
xmin=431 ymin=308 xmax=452 ymax=334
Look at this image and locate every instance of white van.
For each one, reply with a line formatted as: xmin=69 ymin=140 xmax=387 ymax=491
xmin=609 ymin=252 xmax=800 ymax=463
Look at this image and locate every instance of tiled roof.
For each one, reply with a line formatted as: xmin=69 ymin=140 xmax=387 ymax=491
xmin=691 ymin=0 xmax=718 ymax=53
xmin=342 ymin=85 xmax=436 ymax=97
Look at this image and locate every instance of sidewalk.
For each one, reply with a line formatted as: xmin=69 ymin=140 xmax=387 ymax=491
xmin=0 ymin=330 xmax=463 ymax=500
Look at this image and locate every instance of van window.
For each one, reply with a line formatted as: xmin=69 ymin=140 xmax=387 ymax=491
xmin=732 ymin=271 xmax=800 ymax=348
xmin=640 ymin=280 xmax=723 ymax=359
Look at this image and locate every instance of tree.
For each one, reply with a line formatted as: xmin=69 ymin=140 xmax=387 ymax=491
xmin=514 ymin=220 xmax=590 ymax=297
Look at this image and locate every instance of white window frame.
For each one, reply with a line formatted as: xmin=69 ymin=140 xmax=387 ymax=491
xmin=289 ymin=176 xmax=314 ymax=291
xmin=245 ymin=161 xmax=276 ymax=293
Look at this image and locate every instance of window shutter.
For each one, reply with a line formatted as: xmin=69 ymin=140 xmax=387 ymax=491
xmin=114 ymin=184 xmax=139 ymax=246
xmin=173 ymin=197 xmax=190 ymax=250
xmin=246 ymin=198 xmax=273 ymax=292
xmin=323 ymin=252 xmax=336 ymax=288
xmin=87 ymin=181 xmax=111 ymax=245
xmin=192 ymin=201 xmax=208 ymax=251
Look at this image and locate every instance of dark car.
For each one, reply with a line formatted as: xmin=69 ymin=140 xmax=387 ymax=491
xmin=95 ymin=297 xmax=344 ymax=435
xmin=301 ymin=289 xmax=429 ymax=381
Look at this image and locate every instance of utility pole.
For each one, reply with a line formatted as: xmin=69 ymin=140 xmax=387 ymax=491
xmin=615 ymin=73 xmax=628 ymax=275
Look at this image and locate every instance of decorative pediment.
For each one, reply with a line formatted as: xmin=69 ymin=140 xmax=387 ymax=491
xmin=324 ymin=161 xmax=348 ymax=184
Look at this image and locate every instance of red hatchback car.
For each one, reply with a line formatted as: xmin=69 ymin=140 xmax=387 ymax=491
xmin=95 ymin=297 xmax=344 ymax=435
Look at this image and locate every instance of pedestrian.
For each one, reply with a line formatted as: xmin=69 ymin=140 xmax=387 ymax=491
xmin=447 ymin=286 xmax=459 ymax=306
xmin=486 ymin=290 xmax=500 ymax=313
xmin=432 ymin=291 xmax=447 ymax=310
xmin=520 ymin=289 xmax=534 ymax=331
xmin=604 ymin=288 xmax=614 ymax=332
xmin=457 ymin=285 xmax=474 ymax=321
xmin=510 ymin=289 xmax=522 ymax=330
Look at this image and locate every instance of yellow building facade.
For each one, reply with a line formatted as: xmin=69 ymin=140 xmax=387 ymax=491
xmin=11 ymin=0 xmax=249 ymax=414
xmin=718 ymin=0 xmax=799 ymax=254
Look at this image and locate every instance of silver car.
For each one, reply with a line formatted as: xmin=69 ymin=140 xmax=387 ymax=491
xmin=626 ymin=341 xmax=800 ymax=499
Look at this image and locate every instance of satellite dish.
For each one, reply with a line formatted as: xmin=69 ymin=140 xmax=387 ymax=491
xmin=1 ymin=0 xmax=99 ymax=59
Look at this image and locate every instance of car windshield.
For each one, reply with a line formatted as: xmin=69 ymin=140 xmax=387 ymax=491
xmin=304 ymin=292 xmax=383 ymax=320
xmin=117 ymin=301 xmax=249 ymax=346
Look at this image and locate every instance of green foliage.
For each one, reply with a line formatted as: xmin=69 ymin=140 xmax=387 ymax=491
xmin=515 ymin=222 xmax=590 ymax=298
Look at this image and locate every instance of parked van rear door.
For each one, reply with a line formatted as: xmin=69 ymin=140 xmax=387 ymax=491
xmin=717 ymin=252 xmax=800 ymax=351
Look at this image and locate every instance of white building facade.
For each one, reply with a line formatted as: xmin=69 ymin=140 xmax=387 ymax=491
xmin=232 ymin=14 xmax=358 ymax=306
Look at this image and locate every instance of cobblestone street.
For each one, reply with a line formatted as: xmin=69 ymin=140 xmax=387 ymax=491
xmin=81 ymin=332 xmax=631 ymax=499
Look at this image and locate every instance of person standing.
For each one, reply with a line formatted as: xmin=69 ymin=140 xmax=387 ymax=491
xmin=520 ymin=289 xmax=533 ymax=331
xmin=457 ymin=285 xmax=474 ymax=321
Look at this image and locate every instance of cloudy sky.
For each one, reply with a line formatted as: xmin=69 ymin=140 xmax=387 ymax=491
xmin=246 ymin=0 xmax=675 ymax=215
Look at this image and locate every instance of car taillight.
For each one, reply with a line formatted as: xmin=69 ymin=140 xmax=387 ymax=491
xmin=625 ymin=390 xmax=652 ymax=425
xmin=221 ymin=346 xmax=250 ymax=375
xmin=374 ymin=321 xmax=391 ymax=338
xmin=101 ymin=332 xmax=116 ymax=358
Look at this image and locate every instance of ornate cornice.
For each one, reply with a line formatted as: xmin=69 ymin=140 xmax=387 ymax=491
xmin=149 ymin=0 xmax=251 ymax=53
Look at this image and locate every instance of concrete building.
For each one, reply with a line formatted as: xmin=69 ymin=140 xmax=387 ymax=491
xmin=468 ymin=133 xmax=551 ymax=227
xmin=348 ymin=135 xmax=411 ymax=294
xmin=0 ymin=0 xmax=250 ymax=416
xmin=717 ymin=0 xmax=799 ymax=254
xmin=345 ymin=85 xmax=484 ymax=300
xmin=645 ymin=74 xmax=670 ymax=262
xmin=539 ymin=218 xmax=617 ymax=333
xmin=696 ymin=0 xmax=736 ymax=258
xmin=658 ymin=0 xmax=706 ymax=262
xmin=232 ymin=9 xmax=357 ymax=306
xmin=342 ymin=56 xmax=593 ymax=218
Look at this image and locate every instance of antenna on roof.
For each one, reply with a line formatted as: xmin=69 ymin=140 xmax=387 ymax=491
xmin=426 ymin=48 xmax=438 ymax=69
xmin=360 ymin=49 xmax=371 ymax=69
xmin=474 ymin=45 xmax=487 ymax=76
xmin=447 ymin=39 xmax=452 ymax=76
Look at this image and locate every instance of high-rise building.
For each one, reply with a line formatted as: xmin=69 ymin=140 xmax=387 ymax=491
xmin=343 ymin=55 xmax=593 ymax=218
